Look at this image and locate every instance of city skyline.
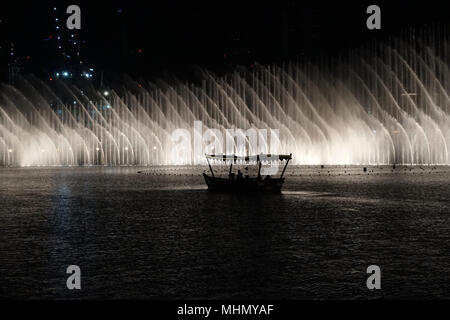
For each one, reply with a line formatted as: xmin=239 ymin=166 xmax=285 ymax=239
xmin=1 ymin=1 xmax=448 ymax=84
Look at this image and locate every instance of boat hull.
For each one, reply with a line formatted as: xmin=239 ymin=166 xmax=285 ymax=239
xmin=203 ymin=173 xmax=284 ymax=193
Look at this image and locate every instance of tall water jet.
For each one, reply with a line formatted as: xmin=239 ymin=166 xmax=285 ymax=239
xmin=0 ymin=26 xmax=449 ymax=166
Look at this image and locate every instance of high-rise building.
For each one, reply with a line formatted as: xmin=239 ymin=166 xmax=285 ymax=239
xmin=48 ymin=6 xmax=94 ymax=82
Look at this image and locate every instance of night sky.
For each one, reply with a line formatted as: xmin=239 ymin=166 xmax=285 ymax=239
xmin=1 ymin=0 xmax=449 ymax=83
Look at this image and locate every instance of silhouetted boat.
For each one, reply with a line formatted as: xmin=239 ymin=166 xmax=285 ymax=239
xmin=203 ymin=153 xmax=292 ymax=193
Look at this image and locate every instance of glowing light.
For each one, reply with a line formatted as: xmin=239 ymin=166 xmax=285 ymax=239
xmin=62 ymin=71 xmax=69 ymax=77
xmin=7 ymin=149 xmax=12 ymax=153
xmin=103 ymin=91 xmax=109 ymax=96
xmin=153 ymin=146 xmax=157 ymax=150
xmin=124 ymin=147 xmax=128 ymax=151
xmin=96 ymin=147 xmax=100 ymax=151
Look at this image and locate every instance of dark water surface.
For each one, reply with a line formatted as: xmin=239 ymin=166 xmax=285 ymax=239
xmin=1 ymin=166 xmax=450 ymax=299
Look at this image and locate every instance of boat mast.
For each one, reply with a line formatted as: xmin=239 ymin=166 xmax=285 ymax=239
xmin=206 ymin=155 xmax=215 ymax=178
xmin=280 ymin=153 xmax=292 ymax=179
xmin=257 ymin=155 xmax=262 ymax=178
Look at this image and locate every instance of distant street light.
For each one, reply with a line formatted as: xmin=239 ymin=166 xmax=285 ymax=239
xmin=103 ymin=91 xmax=109 ymax=96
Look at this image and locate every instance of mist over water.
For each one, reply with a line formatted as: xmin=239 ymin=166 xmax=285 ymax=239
xmin=1 ymin=27 xmax=449 ymax=166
